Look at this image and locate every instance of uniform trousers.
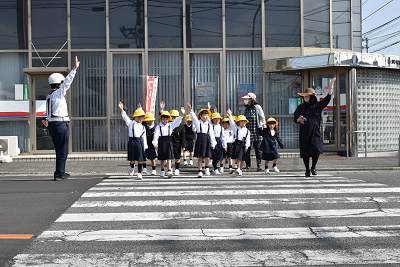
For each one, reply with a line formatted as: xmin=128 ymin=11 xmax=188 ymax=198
xmin=48 ymin=121 xmax=70 ymax=178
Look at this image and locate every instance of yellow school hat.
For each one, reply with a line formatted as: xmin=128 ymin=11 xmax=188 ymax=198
xmin=170 ymin=110 xmax=179 ymax=117
xmin=144 ymin=112 xmax=155 ymax=121
xmin=197 ymin=109 xmax=211 ymax=119
xmin=211 ymin=112 xmax=223 ymax=120
xmin=232 ymin=115 xmax=237 ymax=122
xmin=236 ymin=115 xmax=249 ymax=123
xmin=185 ymin=114 xmax=192 ymax=122
xmin=133 ymin=109 xmax=145 ymax=117
xmin=222 ymin=118 xmax=230 ymax=123
xmin=159 ymin=110 xmax=172 ymax=121
xmin=267 ymin=117 xmax=278 ymax=126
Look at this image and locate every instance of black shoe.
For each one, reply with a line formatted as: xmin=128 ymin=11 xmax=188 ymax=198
xmin=54 ymin=174 xmax=69 ymax=181
xmin=305 ymin=170 xmax=311 ymax=177
xmin=311 ymin=169 xmax=317 ymax=175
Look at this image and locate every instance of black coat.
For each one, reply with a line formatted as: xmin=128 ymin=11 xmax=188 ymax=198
xmin=257 ymin=127 xmax=284 ymax=154
xmin=293 ymin=94 xmax=331 ymax=158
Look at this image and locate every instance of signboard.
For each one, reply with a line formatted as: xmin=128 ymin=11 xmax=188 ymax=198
xmin=196 ymin=82 xmax=215 ymax=109
xmin=145 ymin=76 xmax=158 ymax=114
xmin=238 ymin=83 xmax=256 ymax=109
xmin=289 ymin=98 xmax=302 ymax=114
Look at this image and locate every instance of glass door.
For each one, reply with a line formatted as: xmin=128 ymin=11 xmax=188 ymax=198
xmin=311 ymin=71 xmax=347 ymax=152
xmin=31 ymin=76 xmax=54 ymax=153
xmin=189 ymin=52 xmax=221 ymax=112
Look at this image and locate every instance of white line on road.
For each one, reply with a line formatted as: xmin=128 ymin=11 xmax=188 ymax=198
xmin=57 ymin=208 xmax=400 ymax=222
xmin=87 ymin=183 xmax=386 ymax=191
xmin=12 ymin=248 xmax=400 ymax=266
xmin=81 ymin=187 xmax=400 ymax=197
xmin=37 ymin=225 xmax=400 ymax=241
xmin=71 ymin=196 xmax=400 ymax=208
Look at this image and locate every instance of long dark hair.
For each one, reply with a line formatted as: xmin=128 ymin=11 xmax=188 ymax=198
xmin=266 ymin=123 xmax=279 ymax=136
xmin=309 ymin=95 xmax=317 ymax=105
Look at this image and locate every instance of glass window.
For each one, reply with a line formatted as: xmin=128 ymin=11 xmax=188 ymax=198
xmin=109 ymin=0 xmax=144 ymax=48
xmin=149 ymin=52 xmax=183 ymax=114
xmin=265 ymin=72 xmax=302 ymax=149
xmin=72 ymin=119 xmax=107 ymax=152
xmin=304 ymin=0 xmax=330 ymax=48
xmin=0 ymin=53 xmax=28 ymax=101
xmin=113 ymin=53 xmax=143 ymax=115
xmin=226 ymin=51 xmax=263 ymax=115
xmin=32 ymin=0 xmax=67 ymax=49
xmin=352 ymin=0 xmax=362 ymax=52
xmin=71 ymin=52 xmax=107 ymax=117
xmin=148 ymin=0 xmax=182 ymax=48
xmin=225 ymin=0 xmax=261 ymax=48
xmin=265 ymin=0 xmax=300 ymax=47
xmin=332 ymin=0 xmax=351 ymax=50
xmin=190 ymin=53 xmax=220 ymax=112
xmin=0 ymin=0 xmax=27 ymax=49
xmin=110 ymin=119 xmax=128 ymax=151
xmin=32 ymin=52 xmax=68 ymax=68
xmin=185 ymin=0 xmax=222 ymax=48
xmin=71 ymin=0 xmax=106 ymax=49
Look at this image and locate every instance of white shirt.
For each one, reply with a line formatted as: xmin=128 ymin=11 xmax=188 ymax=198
xmin=228 ymin=115 xmax=251 ymax=149
xmin=46 ymin=70 xmax=76 ymax=120
xmin=211 ymin=123 xmax=227 ymax=149
xmin=121 ymin=111 xmax=148 ymax=149
xmin=186 ymin=123 xmax=197 ymax=132
xmin=152 ymin=116 xmax=183 ymax=146
xmin=189 ymin=111 xmax=217 ymax=148
xmin=223 ymin=128 xmax=234 ymax=143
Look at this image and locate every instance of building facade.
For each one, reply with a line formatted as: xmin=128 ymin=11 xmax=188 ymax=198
xmin=4 ymin=0 xmax=391 ymax=156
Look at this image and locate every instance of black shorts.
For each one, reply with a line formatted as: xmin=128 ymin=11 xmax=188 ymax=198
xmin=223 ymin=143 xmax=233 ymax=158
xmin=185 ymin=139 xmax=194 ymax=153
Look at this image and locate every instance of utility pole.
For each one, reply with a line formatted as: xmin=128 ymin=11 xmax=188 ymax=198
xmin=363 ymin=38 xmax=369 ymax=53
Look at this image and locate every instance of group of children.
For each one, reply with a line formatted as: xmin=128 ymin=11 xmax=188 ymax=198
xmin=119 ymin=101 xmax=284 ymax=179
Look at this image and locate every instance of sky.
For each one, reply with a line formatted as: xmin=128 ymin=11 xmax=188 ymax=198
xmin=362 ymin=0 xmax=400 ymax=56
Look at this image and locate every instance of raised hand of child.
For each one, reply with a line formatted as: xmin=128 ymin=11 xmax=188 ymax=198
xmin=180 ymin=106 xmax=186 ymax=115
xmin=207 ymin=102 xmax=211 ymax=110
xmin=137 ymin=103 xmax=142 ymax=109
xmin=213 ymin=106 xmax=218 ymax=113
xmin=226 ymin=109 xmax=232 ymax=117
xmin=160 ymin=101 xmax=165 ymax=110
xmin=186 ymin=103 xmax=192 ymax=111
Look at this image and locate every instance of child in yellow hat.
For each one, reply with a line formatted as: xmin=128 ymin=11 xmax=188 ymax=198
xmin=183 ymin=114 xmax=196 ymax=166
xmin=222 ymin=117 xmax=234 ymax=173
xmin=153 ymin=107 xmax=185 ymax=178
xmin=208 ymin=104 xmax=227 ymax=175
xmin=169 ymin=109 xmax=185 ymax=176
xmin=226 ymin=109 xmax=250 ymax=176
xmin=143 ymin=112 xmax=157 ymax=175
xmin=186 ymin=103 xmax=217 ymax=177
xmin=257 ymin=117 xmax=285 ymax=174
xmin=118 ymin=101 xmax=147 ymax=180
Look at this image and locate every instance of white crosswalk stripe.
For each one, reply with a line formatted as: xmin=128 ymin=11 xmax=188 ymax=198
xmin=12 ymin=172 xmax=400 ymax=266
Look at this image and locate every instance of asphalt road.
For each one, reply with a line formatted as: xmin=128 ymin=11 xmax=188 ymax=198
xmin=2 ymin=170 xmax=400 ymax=266
xmin=0 ymin=177 xmax=102 ymax=267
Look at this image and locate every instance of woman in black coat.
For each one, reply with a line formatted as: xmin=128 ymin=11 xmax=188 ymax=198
xmin=294 ymin=77 xmax=336 ymax=176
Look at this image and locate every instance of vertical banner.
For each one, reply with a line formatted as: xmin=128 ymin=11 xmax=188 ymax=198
xmin=145 ymin=76 xmax=158 ymax=114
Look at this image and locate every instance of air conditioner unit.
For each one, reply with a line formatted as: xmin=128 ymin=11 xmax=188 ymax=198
xmin=0 ymin=136 xmax=21 ymax=157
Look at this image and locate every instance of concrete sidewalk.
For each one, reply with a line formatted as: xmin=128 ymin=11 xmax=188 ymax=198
xmin=0 ymin=153 xmax=399 ymax=177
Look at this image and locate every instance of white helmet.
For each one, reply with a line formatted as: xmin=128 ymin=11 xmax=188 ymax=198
xmin=48 ymin=73 xmax=65 ymax=84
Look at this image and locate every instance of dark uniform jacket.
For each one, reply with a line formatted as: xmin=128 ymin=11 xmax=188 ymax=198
xmin=171 ymin=121 xmax=185 ymax=149
xmin=293 ymin=94 xmax=331 ymax=158
xmin=257 ymin=127 xmax=284 ymax=154
xmin=182 ymin=124 xmax=196 ymax=148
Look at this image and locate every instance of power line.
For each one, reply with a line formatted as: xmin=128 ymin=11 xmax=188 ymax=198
xmin=363 ymin=0 xmax=393 ymax=21
xmin=371 ymin=40 xmax=400 ymax=53
xmin=363 ymin=15 xmax=400 ymax=36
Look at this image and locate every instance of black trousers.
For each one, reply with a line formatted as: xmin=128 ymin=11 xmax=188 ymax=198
xmin=245 ymin=140 xmax=262 ymax=168
xmin=48 ymin=121 xmax=69 ymax=178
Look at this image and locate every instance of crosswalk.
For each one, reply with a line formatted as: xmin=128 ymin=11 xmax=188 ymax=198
xmin=13 ymin=172 xmax=400 ymax=266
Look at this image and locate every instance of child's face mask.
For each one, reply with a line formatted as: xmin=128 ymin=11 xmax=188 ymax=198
xmin=243 ymin=99 xmax=249 ymax=105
